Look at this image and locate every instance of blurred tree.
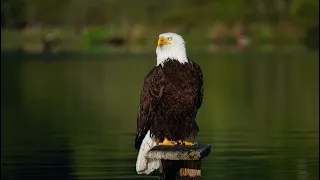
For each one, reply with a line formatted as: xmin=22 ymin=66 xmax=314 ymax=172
xmin=290 ymin=0 xmax=318 ymax=27
xmin=1 ymin=0 xmax=26 ymax=29
xmin=25 ymin=0 xmax=69 ymax=25
xmin=289 ymin=0 xmax=319 ymax=49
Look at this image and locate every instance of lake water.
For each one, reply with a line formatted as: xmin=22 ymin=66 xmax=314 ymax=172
xmin=1 ymin=52 xmax=319 ymax=180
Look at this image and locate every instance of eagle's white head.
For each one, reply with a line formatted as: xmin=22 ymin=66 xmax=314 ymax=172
xmin=156 ymin=32 xmax=189 ymax=66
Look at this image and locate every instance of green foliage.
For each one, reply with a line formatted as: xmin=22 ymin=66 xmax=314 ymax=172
xmin=1 ymin=0 xmax=319 ymax=51
xmin=289 ymin=0 xmax=319 ymax=27
xmin=26 ymin=0 xmax=69 ymax=25
xmin=0 ymin=0 xmax=316 ymax=27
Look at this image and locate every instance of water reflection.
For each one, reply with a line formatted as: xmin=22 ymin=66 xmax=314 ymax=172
xmin=1 ymin=52 xmax=319 ymax=180
xmin=2 ymin=130 xmax=318 ymax=180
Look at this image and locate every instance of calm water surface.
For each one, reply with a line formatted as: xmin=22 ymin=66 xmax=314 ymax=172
xmin=1 ymin=52 xmax=319 ymax=180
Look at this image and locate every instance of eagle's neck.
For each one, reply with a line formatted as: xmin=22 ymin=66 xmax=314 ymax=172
xmin=156 ymin=45 xmax=188 ymax=66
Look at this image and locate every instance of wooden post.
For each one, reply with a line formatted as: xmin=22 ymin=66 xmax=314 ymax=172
xmin=146 ymin=144 xmax=211 ymax=180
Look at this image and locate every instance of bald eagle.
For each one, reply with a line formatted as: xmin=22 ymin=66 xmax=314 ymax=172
xmin=135 ymin=32 xmax=204 ymax=175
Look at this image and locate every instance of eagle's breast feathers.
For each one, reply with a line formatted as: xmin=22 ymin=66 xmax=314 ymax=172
xmin=135 ymin=59 xmax=203 ymax=150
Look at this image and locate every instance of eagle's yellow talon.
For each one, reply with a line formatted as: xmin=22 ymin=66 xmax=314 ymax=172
xmin=159 ymin=138 xmax=177 ymax=146
xmin=183 ymin=141 xmax=195 ymax=146
xmin=178 ymin=140 xmax=195 ymax=146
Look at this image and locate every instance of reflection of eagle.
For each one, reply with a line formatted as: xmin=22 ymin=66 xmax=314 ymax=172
xmin=135 ymin=32 xmax=204 ymax=175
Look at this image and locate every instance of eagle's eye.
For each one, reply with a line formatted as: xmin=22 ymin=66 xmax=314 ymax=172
xmin=167 ymin=37 xmax=172 ymax=41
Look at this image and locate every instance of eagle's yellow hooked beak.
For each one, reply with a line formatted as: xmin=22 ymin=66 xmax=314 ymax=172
xmin=158 ymin=36 xmax=171 ymax=46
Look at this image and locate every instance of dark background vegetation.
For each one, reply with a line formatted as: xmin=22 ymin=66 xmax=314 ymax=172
xmin=1 ymin=0 xmax=319 ymax=52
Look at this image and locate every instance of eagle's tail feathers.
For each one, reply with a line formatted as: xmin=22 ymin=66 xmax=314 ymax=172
xmin=136 ymin=130 xmax=161 ymax=175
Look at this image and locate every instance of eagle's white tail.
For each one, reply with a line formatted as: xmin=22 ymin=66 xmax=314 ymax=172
xmin=136 ymin=130 xmax=161 ymax=175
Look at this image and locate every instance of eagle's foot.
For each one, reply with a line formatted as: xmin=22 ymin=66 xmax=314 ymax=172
xmin=159 ymin=138 xmax=177 ymax=146
xmin=178 ymin=140 xmax=196 ymax=146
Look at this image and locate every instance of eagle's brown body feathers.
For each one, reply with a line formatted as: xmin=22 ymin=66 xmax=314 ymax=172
xmin=135 ymin=59 xmax=203 ymax=150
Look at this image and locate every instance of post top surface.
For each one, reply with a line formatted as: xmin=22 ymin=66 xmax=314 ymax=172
xmin=146 ymin=144 xmax=211 ymax=160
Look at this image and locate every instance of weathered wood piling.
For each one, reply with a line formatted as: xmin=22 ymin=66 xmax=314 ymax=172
xmin=146 ymin=144 xmax=211 ymax=180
